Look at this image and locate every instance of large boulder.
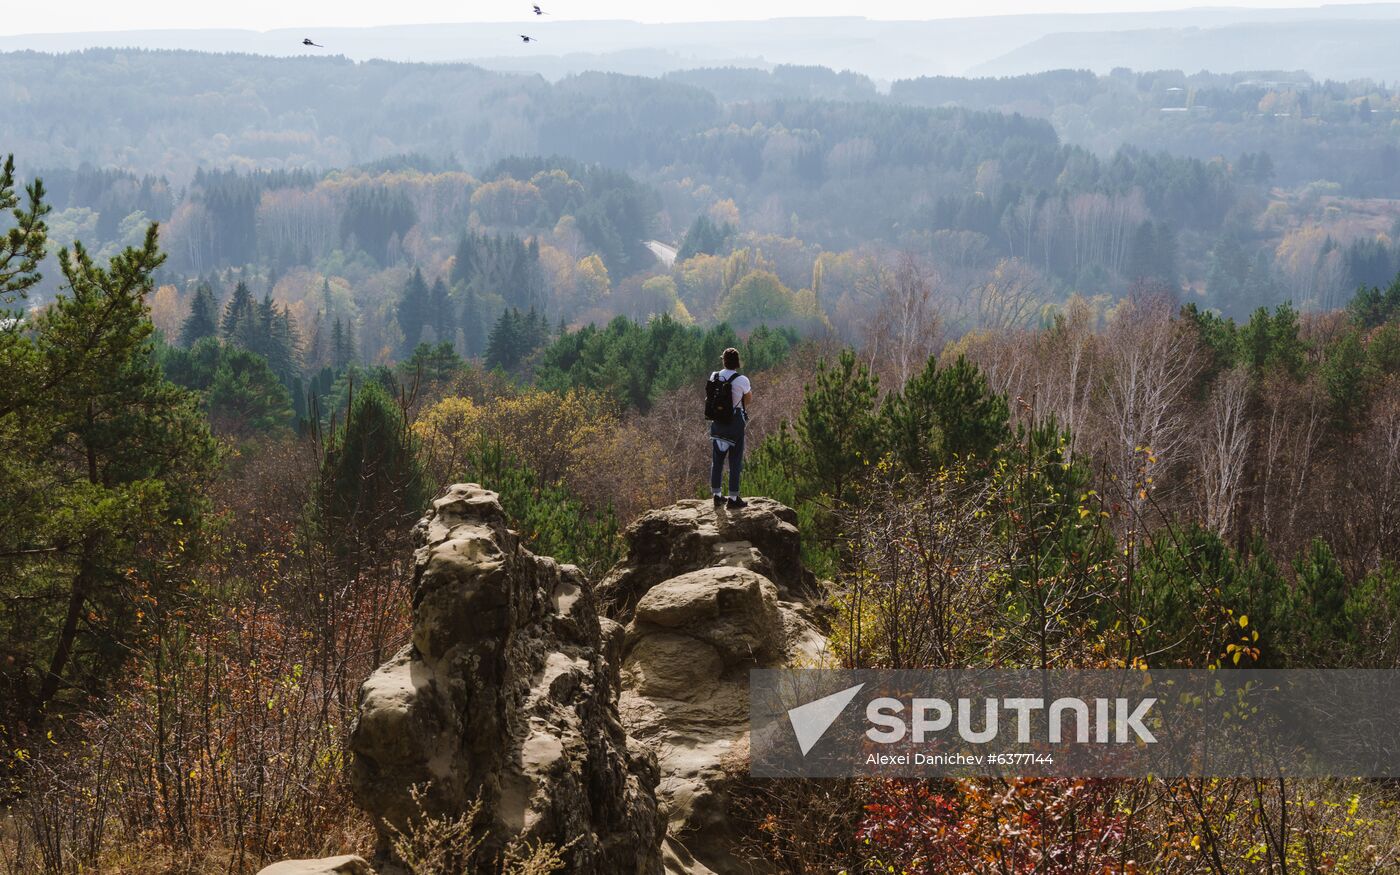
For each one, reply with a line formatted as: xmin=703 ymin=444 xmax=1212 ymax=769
xmin=348 ymin=485 xmax=665 ymax=874
xmin=606 ymin=500 xmax=828 ymax=875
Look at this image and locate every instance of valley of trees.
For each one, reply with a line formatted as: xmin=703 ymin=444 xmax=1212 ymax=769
xmin=9 ymin=50 xmax=1400 ymax=334
xmin=4 ymin=39 xmax=1400 ymax=875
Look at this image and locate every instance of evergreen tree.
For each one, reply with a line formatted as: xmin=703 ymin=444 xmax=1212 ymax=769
xmin=220 ymin=281 xmax=254 ymax=337
xmin=159 ymin=335 xmax=224 ymax=391
xmin=531 ymin=316 xmax=795 ymax=414
xmin=332 ymin=317 xmax=357 ymax=370
xmin=485 ymin=308 xmax=524 ymax=371
xmin=206 ymin=345 xmax=295 ymax=434
xmin=0 ymin=154 xmax=47 ymax=307
xmin=428 ymin=277 xmax=454 ymax=346
xmin=677 ymin=214 xmax=734 ymax=262
xmin=1348 ymin=272 xmax=1400 ymax=329
xmin=331 ymin=318 xmax=345 ymax=370
xmin=451 ymin=232 xmax=479 ymax=289
xmin=254 ymin=293 xmax=301 ymax=382
xmin=795 ymin=348 xmax=881 ymax=505
xmin=397 ymin=268 xmax=430 ymax=355
xmin=880 ymin=354 xmax=1009 ymax=474
xmin=1291 ymin=539 xmax=1353 ymax=658
xmin=225 ymin=290 xmax=301 ymax=389
xmin=403 ymin=341 xmax=464 ymax=384
xmin=483 ymin=307 xmax=552 ymax=372
xmin=4 ymin=223 xmax=218 ymax=722
xmin=1238 ymin=304 xmax=1307 ymax=379
xmin=339 ymin=186 xmax=417 ymax=265
xmin=1136 ymin=527 xmax=1293 ymax=666
xmin=1240 ymin=251 xmax=1277 ymax=314
xmin=1343 ymin=238 xmax=1396 ymax=292
xmin=318 ymin=380 xmax=427 ymax=551
xmin=521 ymin=307 xmax=551 ymax=354
xmin=506 ymin=240 xmax=542 ymax=311
xmin=1320 ymin=329 xmax=1375 ymax=432
xmin=179 ymin=282 xmax=219 ymax=348
xmin=305 ymin=309 xmax=326 ymax=371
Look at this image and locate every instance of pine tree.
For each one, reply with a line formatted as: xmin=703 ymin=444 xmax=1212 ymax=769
xmin=1238 ymin=304 xmax=1306 ymax=379
xmin=1292 ymin=539 xmax=1353 ymax=655
xmin=677 ymin=214 xmax=734 ymax=261
xmin=13 ymin=225 xmax=218 ymax=720
xmin=343 ymin=318 xmax=357 ymax=367
xmin=880 ymin=354 xmax=1009 ymax=474
xmin=179 ymin=282 xmax=219 ymax=348
xmin=318 ymin=380 xmax=427 ymax=552
xmin=306 ymin=309 xmax=326 ymax=371
xmin=220 ymin=281 xmax=254 ymax=337
xmin=451 ymin=232 xmax=479 ymax=288
xmin=795 ymin=348 xmax=880 ymax=505
xmin=0 ymin=154 xmax=48 ymax=306
xmin=332 ymin=317 xmax=357 ymax=370
xmin=206 ymin=346 xmax=295 ymax=434
xmin=397 ymin=268 xmax=430 ymax=355
xmin=331 ymin=319 xmax=345 ymax=369
xmin=1320 ymin=329 xmax=1374 ymax=433
xmin=403 ymin=341 xmax=463 ymax=384
xmin=522 ymin=307 xmax=551 ymax=353
xmin=428 ymin=277 xmax=453 ymax=347
xmin=485 ymin=308 xmax=523 ymax=371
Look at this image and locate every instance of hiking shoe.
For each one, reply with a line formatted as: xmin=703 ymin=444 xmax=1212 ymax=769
xmin=726 ymin=497 xmax=748 ymax=509
xmin=712 ymin=494 xmax=725 ymax=508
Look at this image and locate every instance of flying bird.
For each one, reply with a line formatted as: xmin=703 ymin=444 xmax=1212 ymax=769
xmin=519 ymin=34 xmax=538 ymax=43
xmin=302 ymin=38 xmax=324 ymax=47
xmin=533 ymin=4 xmax=548 ymax=14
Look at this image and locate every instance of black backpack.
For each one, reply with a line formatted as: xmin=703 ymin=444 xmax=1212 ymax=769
xmin=705 ymin=371 xmax=740 ymax=423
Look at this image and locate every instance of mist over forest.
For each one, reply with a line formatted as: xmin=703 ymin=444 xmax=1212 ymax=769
xmin=5 ymin=40 xmax=1400 ymax=337
xmin=7 ymin=6 xmax=1400 ymax=873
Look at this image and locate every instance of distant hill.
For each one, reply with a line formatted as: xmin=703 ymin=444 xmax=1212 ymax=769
xmin=974 ymin=19 xmax=1400 ymax=82
xmin=9 ymin=6 xmax=1400 ymax=80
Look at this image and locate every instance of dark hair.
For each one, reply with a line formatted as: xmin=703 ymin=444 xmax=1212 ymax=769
xmin=722 ymin=347 xmax=741 ymax=370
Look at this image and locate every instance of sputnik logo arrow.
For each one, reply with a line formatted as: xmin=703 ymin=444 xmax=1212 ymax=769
xmin=787 ymin=683 xmax=865 ymax=755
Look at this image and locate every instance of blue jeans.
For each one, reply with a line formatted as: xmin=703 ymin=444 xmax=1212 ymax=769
xmin=710 ymin=422 xmax=745 ymax=497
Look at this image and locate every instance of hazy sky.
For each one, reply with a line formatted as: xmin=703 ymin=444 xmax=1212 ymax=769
xmin=0 ymin=1 xmax=1345 ymax=34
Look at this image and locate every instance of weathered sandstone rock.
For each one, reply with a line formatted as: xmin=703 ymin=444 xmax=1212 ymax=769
xmin=608 ymin=499 xmax=828 ymax=875
xmin=264 ymin=493 xmax=826 ymax=875
xmin=348 ymin=484 xmax=665 ymax=874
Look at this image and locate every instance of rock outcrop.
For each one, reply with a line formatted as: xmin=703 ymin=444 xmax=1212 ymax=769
xmin=348 ymin=485 xmax=664 ymax=874
xmin=259 ymin=492 xmax=827 ymax=875
xmin=597 ymin=499 xmax=819 ymax=621
xmin=602 ymin=499 xmax=828 ymax=875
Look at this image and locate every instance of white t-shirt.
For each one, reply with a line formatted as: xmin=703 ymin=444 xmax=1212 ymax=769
xmin=715 ymin=369 xmax=752 ymax=412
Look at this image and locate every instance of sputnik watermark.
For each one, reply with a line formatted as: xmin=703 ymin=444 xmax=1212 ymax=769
xmin=752 ymin=670 xmax=1400 ymax=778
xmin=863 ymin=695 xmax=1156 ymax=744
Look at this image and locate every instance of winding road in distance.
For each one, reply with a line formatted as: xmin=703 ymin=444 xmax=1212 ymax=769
xmin=645 ymin=240 xmax=678 ymax=268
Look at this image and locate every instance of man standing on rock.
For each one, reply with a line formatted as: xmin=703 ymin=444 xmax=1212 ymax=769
xmin=706 ymin=347 xmax=752 ymax=509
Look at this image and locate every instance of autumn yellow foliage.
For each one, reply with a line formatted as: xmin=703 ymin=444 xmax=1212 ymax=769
xmin=415 ymin=388 xmax=616 ymax=492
